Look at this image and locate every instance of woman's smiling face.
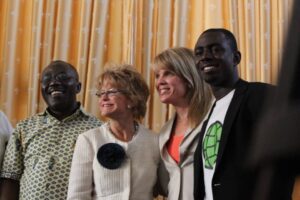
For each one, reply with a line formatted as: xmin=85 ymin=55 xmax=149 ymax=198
xmin=97 ymin=80 xmax=131 ymax=119
xmin=154 ymin=67 xmax=188 ymax=106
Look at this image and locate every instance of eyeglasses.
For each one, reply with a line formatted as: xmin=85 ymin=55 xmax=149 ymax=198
xmin=95 ymin=89 xmax=127 ymax=98
xmin=41 ymin=73 xmax=76 ymax=85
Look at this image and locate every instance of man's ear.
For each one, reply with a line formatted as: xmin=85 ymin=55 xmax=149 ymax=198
xmin=233 ymin=51 xmax=241 ymax=65
xmin=76 ymin=82 xmax=82 ymax=94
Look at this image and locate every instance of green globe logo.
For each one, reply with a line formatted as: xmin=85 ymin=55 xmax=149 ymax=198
xmin=202 ymin=121 xmax=222 ymax=169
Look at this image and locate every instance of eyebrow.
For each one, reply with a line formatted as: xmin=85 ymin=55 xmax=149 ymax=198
xmin=195 ymin=43 xmax=222 ymax=49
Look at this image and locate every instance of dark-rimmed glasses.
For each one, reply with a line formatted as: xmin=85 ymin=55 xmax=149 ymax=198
xmin=95 ymin=89 xmax=127 ymax=98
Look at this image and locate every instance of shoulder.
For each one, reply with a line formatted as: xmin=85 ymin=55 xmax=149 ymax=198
xmin=235 ymin=80 xmax=274 ymax=116
xmin=239 ymin=79 xmax=274 ymax=91
xmin=65 ymin=109 xmax=103 ymax=132
xmin=79 ymin=123 xmax=107 ymax=139
xmin=77 ymin=110 xmax=102 ymax=124
xmin=138 ymin=124 xmax=158 ymax=139
xmin=135 ymin=124 xmax=160 ymax=158
xmin=236 ymin=79 xmax=275 ymax=100
xmin=14 ymin=113 xmax=44 ymax=129
xmin=0 ymin=111 xmax=5 ymax=119
xmin=0 ymin=111 xmax=13 ymax=136
xmin=248 ymin=81 xmax=275 ymax=91
xmin=158 ymin=116 xmax=175 ymax=135
xmin=75 ymin=123 xmax=122 ymax=156
xmin=246 ymin=82 xmax=275 ymax=102
xmin=135 ymin=124 xmax=159 ymax=149
xmin=75 ymin=124 xmax=108 ymax=151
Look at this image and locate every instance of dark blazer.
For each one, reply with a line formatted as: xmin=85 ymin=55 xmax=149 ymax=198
xmin=194 ymin=79 xmax=274 ymax=200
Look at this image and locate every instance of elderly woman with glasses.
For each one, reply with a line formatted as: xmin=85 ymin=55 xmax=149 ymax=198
xmin=67 ymin=64 xmax=160 ymax=200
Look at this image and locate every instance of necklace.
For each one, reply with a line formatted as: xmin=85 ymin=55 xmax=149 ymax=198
xmin=108 ymin=121 xmax=139 ymax=141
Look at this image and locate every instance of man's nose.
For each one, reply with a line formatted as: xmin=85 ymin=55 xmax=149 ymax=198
xmin=202 ymin=48 xmax=213 ymax=59
xmin=48 ymin=78 xmax=62 ymax=85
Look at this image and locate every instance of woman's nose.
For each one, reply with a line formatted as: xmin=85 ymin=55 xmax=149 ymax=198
xmin=155 ymin=75 xmax=164 ymax=86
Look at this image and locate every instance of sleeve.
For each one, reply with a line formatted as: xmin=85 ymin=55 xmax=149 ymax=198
xmin=0 ymin=111 xmax=14 ymax=168
xmin=0 ymin=124 xmax=24 ymax=180
xmin=154 ymin=133 xmax=169 ymax=197
xmin=155 ymin=159 xmax=169 ymax=197
xmin=67 ymin=133 xmax=95 ymax=200
xmin=0 ymin=111 xmax=13 ymax=139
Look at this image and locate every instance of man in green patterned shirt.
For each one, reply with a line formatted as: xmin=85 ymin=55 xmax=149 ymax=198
xmin=0 ymin=60 xmax=102 ymax=200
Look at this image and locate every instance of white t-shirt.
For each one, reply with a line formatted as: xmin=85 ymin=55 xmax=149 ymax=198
xmin=202 ymin=90 xmax=235 ymax=200
xmin=0 ymin=111 xmax=13 ymax=168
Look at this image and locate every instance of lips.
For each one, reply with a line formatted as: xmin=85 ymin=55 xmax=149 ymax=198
xmin=51 ymin=91 xmax=64 ymax=98
xmin=100 ymin=103 xmax=115 ymax=115
xmin=158 ymin=87 xmax=169 ymax=95
xmin=51 ymin=91 xmax=63 ymax=94
xmin=102 ymin=103 xmax=113 ymax=107
xmin=48 ymin=87 xmax=65 ymax=97
xmin=199 ymin=61 xmax=218 ymax=72
xmin=203 ymin=65 xmax=217 ymax=73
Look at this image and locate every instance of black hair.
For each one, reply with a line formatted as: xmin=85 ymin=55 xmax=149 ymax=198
xmin=201 ymin=28 xmax=238 ymax=51
xmin=46 ymin=60 xmax=79 ymax=80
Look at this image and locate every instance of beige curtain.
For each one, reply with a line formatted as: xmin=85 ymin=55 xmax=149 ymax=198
xmin=0 ymin=0 xmax=294 ymax=129
xmin=0 ymin=0 xmax=299 ymax=199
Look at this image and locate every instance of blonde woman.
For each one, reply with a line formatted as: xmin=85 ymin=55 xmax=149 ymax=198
xmin=153 ymin=47 xmax=212 ymax=200
xmin=67 ymin=64 xmax=160 ymax=200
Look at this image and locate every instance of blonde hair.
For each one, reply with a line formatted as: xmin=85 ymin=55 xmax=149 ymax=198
xmin=97 ymin=64 xmax=149 ymax=121
xmin=153 ymin=47 xmax=212 ymax=127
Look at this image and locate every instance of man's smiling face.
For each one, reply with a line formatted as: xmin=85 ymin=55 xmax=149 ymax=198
xmin=41 ymin=61 xmax=81 ymax=113
xmin=194 ymin=31 xmax=240 ymax=87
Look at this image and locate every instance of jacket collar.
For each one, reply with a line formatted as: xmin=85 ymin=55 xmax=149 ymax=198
xmin=215 ymin=79 xmax=248 ymax=168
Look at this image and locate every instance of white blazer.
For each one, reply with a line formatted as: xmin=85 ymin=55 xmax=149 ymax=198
xmin=67 ymin=123 xmax=160 ymax=200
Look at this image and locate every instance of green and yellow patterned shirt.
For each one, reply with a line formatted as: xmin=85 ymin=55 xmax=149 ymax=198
xmin=0 ymin=107 xmax=102 ymax=200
